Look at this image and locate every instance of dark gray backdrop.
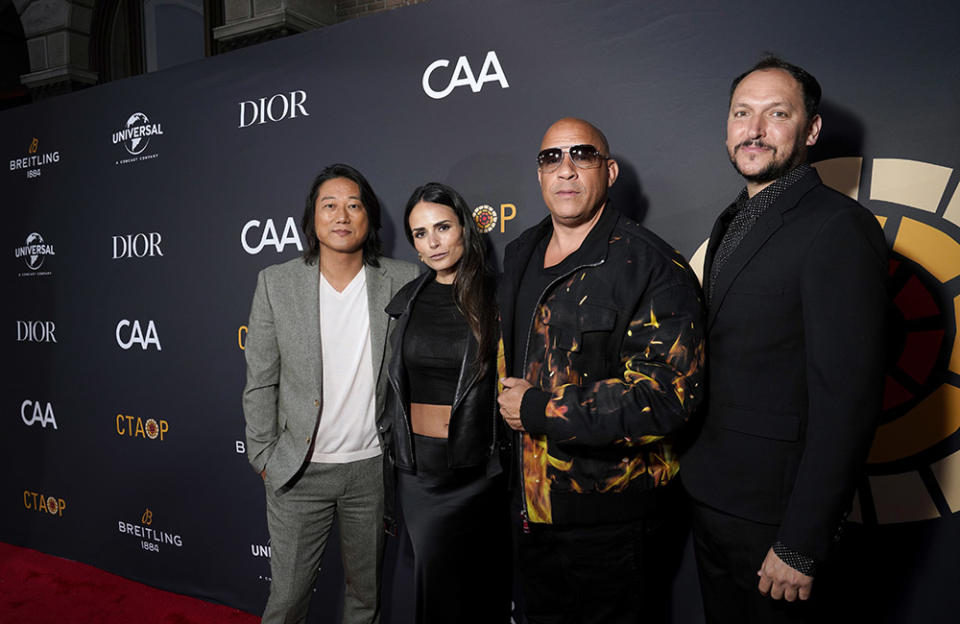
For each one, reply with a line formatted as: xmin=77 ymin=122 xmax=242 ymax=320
xmin=4 ymin=0 xmax=960 ymax=622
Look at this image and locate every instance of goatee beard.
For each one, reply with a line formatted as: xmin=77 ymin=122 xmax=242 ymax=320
xmin=729 ymin=138 xmax=806 ymax=184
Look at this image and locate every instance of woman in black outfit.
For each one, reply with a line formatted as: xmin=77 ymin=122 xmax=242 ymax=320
xmin=385 ymin=182 xmax=510 ymax=623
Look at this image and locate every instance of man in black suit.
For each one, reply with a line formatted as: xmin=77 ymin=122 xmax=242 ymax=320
xmin=682 ymin=56 xmax=888 ymax=623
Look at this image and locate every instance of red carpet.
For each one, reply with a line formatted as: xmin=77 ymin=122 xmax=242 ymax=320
xmin=0 ymin=542 xmax=259 ymax=624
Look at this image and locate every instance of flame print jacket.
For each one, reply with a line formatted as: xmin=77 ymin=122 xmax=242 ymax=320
xmin=499 ymin=206 xmax=705 ymax=526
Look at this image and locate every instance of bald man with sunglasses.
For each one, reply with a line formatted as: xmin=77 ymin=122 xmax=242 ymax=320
xmin=497 ymin=118 xmax=706 ymax=623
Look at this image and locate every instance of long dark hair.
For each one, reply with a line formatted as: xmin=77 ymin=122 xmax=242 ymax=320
xmin=404 ymin=182 xmax=496 ymax=364
xmin=301 ymin=163 xmax=382 ymax=267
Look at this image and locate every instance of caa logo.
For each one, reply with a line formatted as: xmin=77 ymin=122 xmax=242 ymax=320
xmin=116 ymin=319 xmax=162 ymax=350
xmin=422 ymin=50 xmax=509 ymax=100
xmin=17 ymin=320 xmax=56 ymax=343
xmin=116 ymin=414 xmax=168 ymax=441
xmin=239 ymin=91 xmax=309 ymax=128
xmin=242 ymin=217 xmax=303 ymax=255
xmin=113 ymin=233 xmax=163 ymax=259
xmin=21 ymin=400 xmax=58 ymax=429
xmin=24 ymin=490 xmax=66 ymax=516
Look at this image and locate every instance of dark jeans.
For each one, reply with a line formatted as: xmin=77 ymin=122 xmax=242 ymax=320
xmin=515 ymin=508 xmax=678 ymax=624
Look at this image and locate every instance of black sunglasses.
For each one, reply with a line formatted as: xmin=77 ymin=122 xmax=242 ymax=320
xmin=537 ymin=144 xmax=609 ymax=173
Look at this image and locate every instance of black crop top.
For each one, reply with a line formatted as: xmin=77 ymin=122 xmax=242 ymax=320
xmin=403 ymin=279 xmax=469 ymax=405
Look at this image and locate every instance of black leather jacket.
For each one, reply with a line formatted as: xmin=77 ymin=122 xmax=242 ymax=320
xmin=384 ymin=271 xmax=502 ymax=474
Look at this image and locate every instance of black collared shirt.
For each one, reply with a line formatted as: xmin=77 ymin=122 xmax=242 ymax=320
xmin=708 ymin=163 xmax=812 ymax=302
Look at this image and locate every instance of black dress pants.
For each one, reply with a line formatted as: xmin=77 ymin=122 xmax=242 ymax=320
xmin=396 ymin=434 xmax=511 ymax=624
xmin=691 ymin=501 xmax=823 ymax=624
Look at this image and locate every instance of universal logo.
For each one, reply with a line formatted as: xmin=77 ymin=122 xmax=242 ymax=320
xmin=24 ymin=490 xmax=66 ymax=516
xmin=113 ymin=112 xmax=163 ymax=165
xmin=14 ymin=232 xmax=55 ymax=277
xmin=22 ymin=400 xmax=58 ymax=429
xmin=251 ymin=540 xmax=271 ymax=558
xmin=116 ymin=413 xmax=169 ymax=441
xmin=241 ymin=217 xmax=302 ymax=255
xmin=422 ymin=50 xmax=508 ymax=100
xmin=239 ymin=91 xmax=309 ymax=128
xmin=9 ymin=137 xmax=60 ymax=180
xmin=118 ymin=508 xmax=183 ymax=553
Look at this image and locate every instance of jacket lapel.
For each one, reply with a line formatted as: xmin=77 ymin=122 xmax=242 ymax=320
xmin=295 ymin=260 xmax=323 ymax=397
xmin=707 ymin=169 xmax=821 ymax=329
xmin=707 ymin=208 xmax=783 ymax=329
xmin=365 ymin=263 xmax=392 ymax=380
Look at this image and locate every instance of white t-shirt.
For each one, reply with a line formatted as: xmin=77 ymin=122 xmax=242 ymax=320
xmin=309 ymin=269 xmax=381 ymax=463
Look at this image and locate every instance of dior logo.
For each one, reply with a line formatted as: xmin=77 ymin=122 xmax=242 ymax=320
xmin=239 ymin=91 xmax=309 ymax=128
xmin=17 ymin=320 xmax=56 ymax=343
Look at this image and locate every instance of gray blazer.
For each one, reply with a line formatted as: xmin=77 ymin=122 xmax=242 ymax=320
xmin=243 ymin=255 xmax=419 ymax=490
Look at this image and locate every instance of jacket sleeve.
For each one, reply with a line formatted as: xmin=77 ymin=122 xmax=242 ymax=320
xmin=242 ymin=269 xmax=281 ymax=473
xmin=520 ymin=276 xmax=706 ymax=447
xmin=777 ymin=206 xmax=887 ymax=562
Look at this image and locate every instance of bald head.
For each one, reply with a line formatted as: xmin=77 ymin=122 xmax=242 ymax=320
xmin=537 ymin=117 xmax=618 ymax=230
xmin=540 ymin=117 xmax=610 ymax=155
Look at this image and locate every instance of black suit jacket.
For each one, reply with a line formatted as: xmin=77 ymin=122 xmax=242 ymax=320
xmin=682 ymin=168 xmax=887 ymax=562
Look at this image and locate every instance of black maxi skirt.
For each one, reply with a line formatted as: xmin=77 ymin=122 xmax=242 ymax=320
xmin=396 ymin=434 xmax=511 ymax=624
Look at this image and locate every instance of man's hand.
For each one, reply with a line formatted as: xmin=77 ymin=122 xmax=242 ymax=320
xmin=499 ymin=377 xmax=533 ymax=432
xmin=757 ymin=547 xmax=813 ymax=601
xmin=260 ymin=469 xmax=266 ymax=481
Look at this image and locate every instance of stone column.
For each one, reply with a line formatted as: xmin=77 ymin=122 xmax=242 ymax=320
xmin=213 ymin=0 xmax=335 ymax=52
xmin=18 ymin=0 xmax=97 ymax=99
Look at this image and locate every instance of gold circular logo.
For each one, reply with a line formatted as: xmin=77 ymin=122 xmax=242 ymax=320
xmin=145 ymin=418 xmax=159 ymax=440
xmin=472 ymin=204 xmax=497 ymax=234
xmin=46 ymin=497 xmax=59 ymax=514
xmin=815 ymin=157 xmax=960 ymax=525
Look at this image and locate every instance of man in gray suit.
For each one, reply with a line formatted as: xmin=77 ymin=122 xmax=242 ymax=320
xmin=243 ymin=163 xmax=418 ymax=624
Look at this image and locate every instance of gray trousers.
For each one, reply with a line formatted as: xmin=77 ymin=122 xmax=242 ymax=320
xmin=262 ymin=455 xmax=385 ymax=624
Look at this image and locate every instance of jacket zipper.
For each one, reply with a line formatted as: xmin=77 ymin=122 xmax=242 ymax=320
xmin=515 ymin=257 xmax=605 ymax=533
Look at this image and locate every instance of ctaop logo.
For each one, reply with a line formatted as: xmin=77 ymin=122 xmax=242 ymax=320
xmin=472 ymin=203 xmax=517 ymax=234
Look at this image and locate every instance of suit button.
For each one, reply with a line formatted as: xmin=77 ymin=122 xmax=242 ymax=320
xmin=378 ymin=425 xmax=385 ymax=432
xmin=306 ymin=437 xmax=311 ymax=443
xmin=315 ymin=399 xmax=320 ymax=407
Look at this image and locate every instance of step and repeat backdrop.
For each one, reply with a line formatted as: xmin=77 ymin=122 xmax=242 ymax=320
xmin=3 ymin=0 xmax=959 ymax=621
